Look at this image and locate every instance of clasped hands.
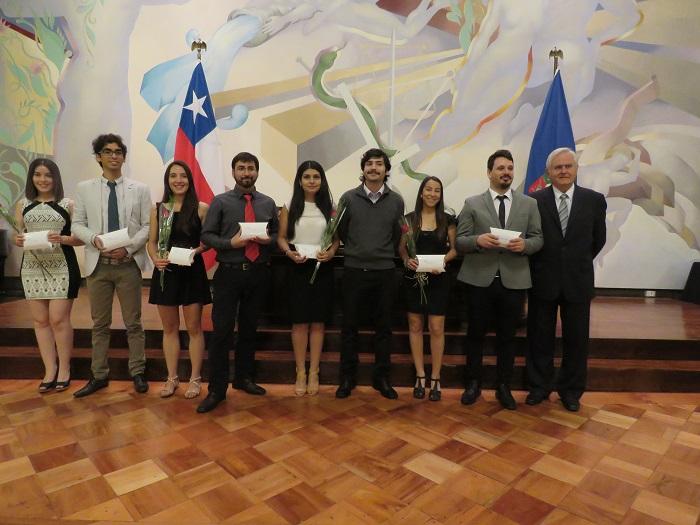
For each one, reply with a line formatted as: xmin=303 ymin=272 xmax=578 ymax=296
xmin=287 ymin=247 xmax=335 ymax=264
xmin=92 ymin=236 xmax=128 ymax=259
xmin=476 ymin=233 xmax=525 ymax=253
xmin=404 ymin=257 xmax=445 ymax=275
xmin=14 ymin=231 xmax=64 ymax=248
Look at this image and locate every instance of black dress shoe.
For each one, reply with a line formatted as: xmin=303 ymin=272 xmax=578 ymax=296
xmin=495 ymin=384 xmax=517 ymax=410
xmin=372 ymin=377 xmax=398 ymax=399
xmin=133 ymin=373 xmax=149 ymax=394
xmin=73 ymin=378 xmax=109 ymax=398
xmin=335 ymin=377 xmax=355 ymax=399
xmin=560 ymin=396 xmax=580 ymax=412
xmin=233 ymin=379 xmax=266 ymax=396
xmin=460 ymin=380 xmax=481 ymax=405
xmin=197 ymin=392 xmax=225 ymax=413
xmin=525 ymin=390 xmax=549 ymax=406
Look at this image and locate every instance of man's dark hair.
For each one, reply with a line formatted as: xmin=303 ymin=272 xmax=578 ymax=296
xmin=92 ymin=133 xmax=128 ymax=159
xmin=487 ymin=149 xmax=513 ymax=171
xmin=231 ymin=152 xmax=259 ymax=171
xmin=360 ymin=148 xmax=391 ymax=174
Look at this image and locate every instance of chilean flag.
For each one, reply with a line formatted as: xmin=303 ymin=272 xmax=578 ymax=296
xmin=174 ymin=62 xmax=223 ymax=268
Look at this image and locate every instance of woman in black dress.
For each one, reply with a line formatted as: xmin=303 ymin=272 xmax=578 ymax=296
xmin=399 ymin=176 xmax=457 ymax=401
xmin=277 ymin=161 xmax=338 ymax=395
xmin=147 ymin=160 xmax=211 ymax=399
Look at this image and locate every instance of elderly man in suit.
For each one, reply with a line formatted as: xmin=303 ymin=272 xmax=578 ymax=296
xmin=72 ymin=133 xmax=152 ymax=397
xmin=456 ymin=149 xmax=543 ymax=409
xmin=526 ymin=147 xmax=607 ymax=412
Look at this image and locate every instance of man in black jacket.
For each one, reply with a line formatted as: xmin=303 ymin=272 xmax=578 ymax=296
xmin=526 ymin=148 xmax=607 ymax=412
xmin=336 ymin=148 xmax=404 ymax=399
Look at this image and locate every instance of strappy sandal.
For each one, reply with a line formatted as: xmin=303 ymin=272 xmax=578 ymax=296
xmin=429 ymin=378 xmax=441 ymax=401
xmin=184 ymin=376 xmax=202 ymax=399
xmin=295 ymin=368 xmax=307 ymax=396
xmin=413 ymin=376 xmax=426 ymax=399
xmin=307 ymin=369 xmax=319 ymax=396
xmin=160 ymin=376 xmax=179 ymax=398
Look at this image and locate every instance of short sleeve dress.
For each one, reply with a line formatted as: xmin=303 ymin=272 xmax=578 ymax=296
xmin=21 ymin=198 xmax=80 ymax=300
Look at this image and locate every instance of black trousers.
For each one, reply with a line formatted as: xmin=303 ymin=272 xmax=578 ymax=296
xmin=340 ymin=267 xmax=395 ymax=380
xmin=464 ymin=279 xmax=525 ymax=387
xmin=208 ymin=264 xmax=269 ymax=396
xmin=526 ymin=295 xmax=591 ymax=400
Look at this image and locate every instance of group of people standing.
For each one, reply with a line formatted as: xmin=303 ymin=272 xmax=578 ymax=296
xmin=12 ymin=133 xmax=606 ymax=415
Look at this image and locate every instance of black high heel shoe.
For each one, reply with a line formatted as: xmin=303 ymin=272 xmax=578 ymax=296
xmin=413 ymin=376 xmax=426 ymax=399
xmin=55 ymin=378 xmax=71 ymax=392
xmin=428 ymin=378 xmax=441 ymax=401
xmin=38 ymin=371 xmax=58 ymax=393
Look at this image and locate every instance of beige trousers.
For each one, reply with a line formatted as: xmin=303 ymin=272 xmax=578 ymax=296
xmin=86 ymin=261 xmax=146 ymax=379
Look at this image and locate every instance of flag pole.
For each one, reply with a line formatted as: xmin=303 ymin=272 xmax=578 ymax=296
xmin=191 ymin=38 xmax=207 ymax=60
xmin=549 ymin=47 xmax=563 ymax=77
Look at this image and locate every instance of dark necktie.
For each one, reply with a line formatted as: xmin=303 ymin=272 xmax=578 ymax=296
xmin=107 ymin=181 xmax=119 ymax=232
xmin=496 ymin=195 xmax=507 ymax=228
xmin=243 ymin=194 xmax=259 ymax=262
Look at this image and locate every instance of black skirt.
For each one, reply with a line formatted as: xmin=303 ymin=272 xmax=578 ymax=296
xmin=287 ymin=259 xmax=333 ymax=324
xmin=402 ymin=271 xmax=451 ymax=316
xmin=149 ymin=253 xmax=212 ymax=306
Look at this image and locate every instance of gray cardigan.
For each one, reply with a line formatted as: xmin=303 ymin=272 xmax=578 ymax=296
xmin=338 ymin=184 xmax=405 ymax=270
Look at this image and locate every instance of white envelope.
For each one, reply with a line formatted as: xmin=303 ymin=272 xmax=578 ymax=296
xmin=490 ymin=227 xmax=521 ymax=247
xmin=23 ymin=230 xmax=53 ymax=251
xmin=416 ymin=254 xmax=445 ymax=273
xmin=295 ymin=244 xmax=321 ymax=259
xmin=168 ymin=247 xmax=195 ymax=266
xmin=239 ymin=222 xmax=269 ymax=240
xmin=98 ymin=228 xmax=132 ymax=251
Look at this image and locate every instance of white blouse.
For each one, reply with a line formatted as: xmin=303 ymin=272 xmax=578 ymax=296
xmin=288 ymin=200 xmax=328 ymax=245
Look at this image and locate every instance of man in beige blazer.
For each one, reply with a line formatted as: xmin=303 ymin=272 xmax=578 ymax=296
xmin=72 ymin=133 xmax=151 ymax=397
xmin=456 ymin=149 xmax=543 ymax=409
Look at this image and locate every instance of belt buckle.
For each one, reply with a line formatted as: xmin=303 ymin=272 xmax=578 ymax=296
xmin=241 ymin=262 xmax=250 ymax=271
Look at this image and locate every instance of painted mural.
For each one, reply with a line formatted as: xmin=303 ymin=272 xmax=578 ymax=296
xmin=1 ymin=0 xmax=699 ymax=288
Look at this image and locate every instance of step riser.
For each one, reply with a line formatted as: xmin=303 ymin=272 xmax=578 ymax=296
xmin=2 ymin=356 xmax=698 ymax=392
xmin=3 ymin=328 xmax=698 ymax=359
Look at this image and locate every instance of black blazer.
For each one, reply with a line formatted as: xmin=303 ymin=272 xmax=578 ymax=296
xmin=530 ymin=185 xmax=607 ymax=302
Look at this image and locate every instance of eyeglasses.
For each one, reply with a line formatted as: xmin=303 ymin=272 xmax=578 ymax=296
xmin=100 ymin=149 xmax=124 ymax=157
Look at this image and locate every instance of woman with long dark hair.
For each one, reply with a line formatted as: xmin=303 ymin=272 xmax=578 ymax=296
xmin=399 ymin=176 xmax=457 ymax=401
xmin=147 ymin=160 xmax=211 ymax=398
xmin=278 ymin=160 xmax=339 ymax=395
xmin=13 ymin=158 xmax=83 ymax=392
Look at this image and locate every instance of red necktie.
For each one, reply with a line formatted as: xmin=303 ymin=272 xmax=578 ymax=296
xmin=243 ymin=194 xmax=259 ymax=262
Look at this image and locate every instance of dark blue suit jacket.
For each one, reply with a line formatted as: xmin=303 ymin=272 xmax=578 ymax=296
xmin=530 ymin=185 xmax=607 ymax=302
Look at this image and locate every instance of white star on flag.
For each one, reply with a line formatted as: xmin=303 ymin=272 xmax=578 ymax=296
xmin=183 ymin=91 xmax=208 ymax=124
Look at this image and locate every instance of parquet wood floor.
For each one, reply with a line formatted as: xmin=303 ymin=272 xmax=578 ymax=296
xmin=0 ymin=381 xmax=699 ymax=524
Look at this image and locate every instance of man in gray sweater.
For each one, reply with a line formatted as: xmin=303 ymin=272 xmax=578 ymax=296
xmin=336 ymin=148 xmax=405 ymax=399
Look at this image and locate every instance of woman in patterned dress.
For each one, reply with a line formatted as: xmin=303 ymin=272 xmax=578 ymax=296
xmin=13 ymin=159 xmax=83 ymax=392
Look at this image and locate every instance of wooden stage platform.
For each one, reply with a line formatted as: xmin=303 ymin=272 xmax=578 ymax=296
xmin=1 ymin=289 xmax=699 ymax=391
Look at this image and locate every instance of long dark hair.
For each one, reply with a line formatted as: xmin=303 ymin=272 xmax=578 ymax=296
xmin=287 ymin=160 xmax=333 ymax=240
xmin=25 ymin=158 xmax=64 ymax=201
xmin=160 ymin=160 xmax=199 ymax=235
xmin=409 ymin=176 xmax=450 ymax=240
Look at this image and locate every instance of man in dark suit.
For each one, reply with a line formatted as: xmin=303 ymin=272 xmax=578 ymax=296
xmin=526 ymin=147 xmax=607 ymax=412
xmin=456 ymin=149 xmax=543 ymax=410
